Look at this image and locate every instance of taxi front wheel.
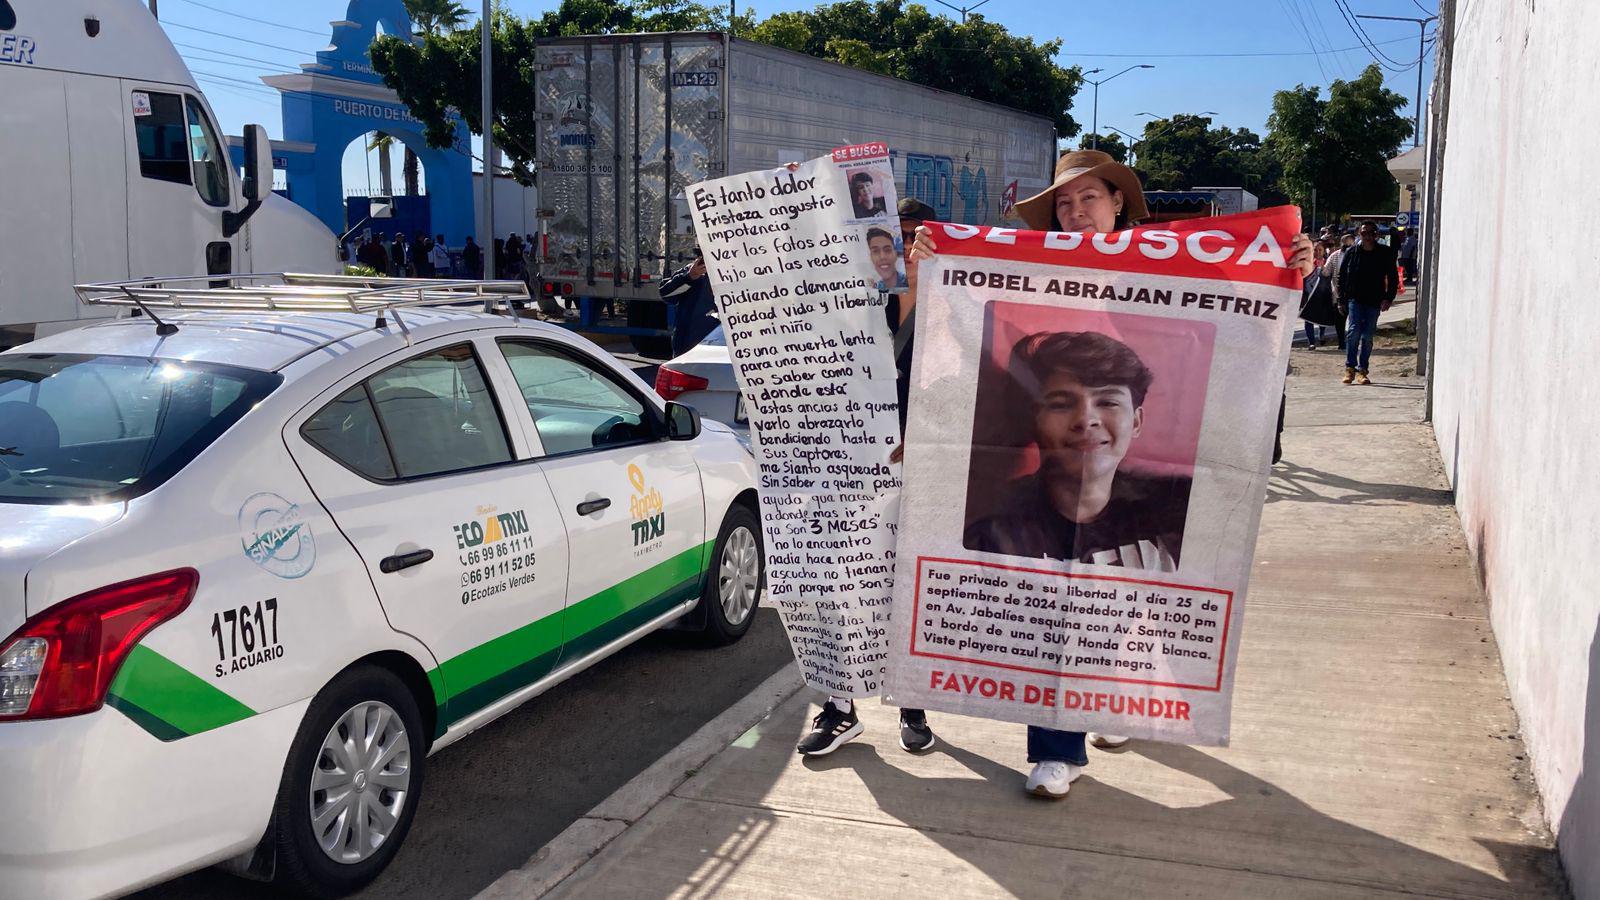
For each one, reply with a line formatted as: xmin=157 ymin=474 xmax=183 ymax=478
xmin=696 ymin=504 xmax=763 ymax=645
xmin=271 ymin=665 xmax=427 ymax=898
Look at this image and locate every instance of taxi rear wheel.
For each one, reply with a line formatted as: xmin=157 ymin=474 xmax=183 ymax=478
xmin=696 ymin=504 xmax=763 ymax=645
xmin=271 ymin=666 xmax=427 ymax=898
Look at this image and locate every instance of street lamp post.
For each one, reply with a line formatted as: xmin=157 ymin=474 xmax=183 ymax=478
xmin=479 ymin=0 xmax=495 ymax=291
xmin=1355 ymin=13 xmax=1438 ymax=147
xmin=1131 ymin=111 xmax=1218 ymax=166
xmin=1083 ymin=65 xmax=1154 ymax=150
xmin=1103 ymin=125 xmax=1141 ymax=164
xmin=931 ymin=0 xmax=993 ymax=23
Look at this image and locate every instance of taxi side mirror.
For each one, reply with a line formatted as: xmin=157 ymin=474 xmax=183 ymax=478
xmin=665 ymin=402 xmax=700 ymax=441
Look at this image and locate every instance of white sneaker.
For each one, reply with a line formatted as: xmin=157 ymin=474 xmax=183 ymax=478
xmin=1025 ymin=761 xmax=1082 ymax=799
xmin=1090 ymin=733 xmax=1131 ymax=750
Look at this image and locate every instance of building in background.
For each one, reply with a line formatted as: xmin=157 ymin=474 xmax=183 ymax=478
xmin=1421 ymin=1 xmax=1599 ymax=896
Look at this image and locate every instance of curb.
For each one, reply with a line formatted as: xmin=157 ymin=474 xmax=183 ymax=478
xmin=475 ymin=663 xmax=807 ymax=899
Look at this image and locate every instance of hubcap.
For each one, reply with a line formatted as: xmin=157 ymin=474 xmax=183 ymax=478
xmin=309 ymin=700 xmax=412 ymax=864
xmin=718 ymin=525 xmax=760 ymax=626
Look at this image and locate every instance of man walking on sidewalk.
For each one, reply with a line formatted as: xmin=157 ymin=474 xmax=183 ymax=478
xmin=1337 ymin=222 xmax=1398 ymax=385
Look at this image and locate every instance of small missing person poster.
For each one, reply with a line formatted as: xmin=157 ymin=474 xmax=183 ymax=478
xmin=686 ymin=144 xmax=904 ymax=697
xmin=884 ymin=207 xmax=1303 ymax=745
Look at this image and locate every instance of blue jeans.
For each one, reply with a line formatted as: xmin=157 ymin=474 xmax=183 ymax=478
xmin=1027 ymin=727 xmax=1088 ymax=765
xmin=1345 ymin=303 xmax=1382 ymax=371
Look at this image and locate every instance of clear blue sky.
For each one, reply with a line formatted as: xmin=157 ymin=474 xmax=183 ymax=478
xmin=157 ymin=0 xmax=1437 ymax=191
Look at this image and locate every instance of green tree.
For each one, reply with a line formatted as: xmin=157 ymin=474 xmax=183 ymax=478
xmin=749 ymin=2 xmax=1084 ymax=136
xmin=1266 ymin=64 xmax=1412 ymax=218
xmin=1076 ymin=132 xmax=1128 ymax=164
xmin=372 ymin=0 xmax=1080 ymax=183
xmin=1134 ymin=115 xmax=1272 ymax=191
xmin=405 ymin=0 xmax=469 ymax=36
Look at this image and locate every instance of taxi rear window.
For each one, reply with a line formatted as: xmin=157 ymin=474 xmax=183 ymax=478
xmin=0 ymin=354 xmax=280 ymax=503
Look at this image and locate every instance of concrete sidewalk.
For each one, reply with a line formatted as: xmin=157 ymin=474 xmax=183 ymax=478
xmin=487 ymin=319 xmax=1568 ymax=899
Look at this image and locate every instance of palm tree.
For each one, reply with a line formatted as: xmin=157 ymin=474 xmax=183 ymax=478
xmin=404 ymin=0 xmax=469 ymax=37
xmin=367 ymin=132 xmax=395 ymax=196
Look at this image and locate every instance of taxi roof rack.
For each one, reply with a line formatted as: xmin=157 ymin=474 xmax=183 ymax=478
xmin=73 ymin=273 xmax=532 ymax=339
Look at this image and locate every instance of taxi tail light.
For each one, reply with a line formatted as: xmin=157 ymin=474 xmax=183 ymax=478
xmin=0 ymin=569 xmax=197 ymax=720
xmin=655 ymin=365 xmax=708 ymax=401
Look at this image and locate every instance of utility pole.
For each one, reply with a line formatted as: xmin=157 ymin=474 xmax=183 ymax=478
xmin=1355 ymin=13 xmax=1438 ymax=147
xmin=479 ymin=0 xmax=495 ymax=291
xmin=1083 ymin=65 xmax=1154 ymax=150
xmin=931 ymin=0 xmax=992 ymax=23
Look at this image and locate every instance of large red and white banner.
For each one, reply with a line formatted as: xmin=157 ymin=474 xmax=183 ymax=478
xmin=884 ymin=207 xmax=1302 ymax=745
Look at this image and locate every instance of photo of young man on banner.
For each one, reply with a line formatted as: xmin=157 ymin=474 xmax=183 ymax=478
xmin=886 ymin=149 xmax=1312 ymax=797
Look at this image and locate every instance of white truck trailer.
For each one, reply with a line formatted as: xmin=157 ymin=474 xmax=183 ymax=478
xmin=532 ymin=32 xmax=1056 ymax=351
xmin=0 ymin=0 xmax=337 ymax=345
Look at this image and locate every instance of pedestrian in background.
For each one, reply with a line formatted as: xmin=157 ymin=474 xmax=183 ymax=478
xmin=1337 ymin=222 xmax=1398 ymax=385
xmin=659 ymin=247 xmax=719 ymax=355
xmin=388 ymin=232 xmax=409 ymax=277
xmin=1399 ymin=228 xmax=1418 ymax=285
xmin=357 ymin=233 xmax=388 ymax=274
xmin=411 ymin=232 xmax=433 ymax=278
xmin=1299 ymin=240 xmax=1340 ymax=349
xmin=429 ymin=235 xmax=451 ymax=278
xmin=462 ymin=235 xmax=482 ymax=279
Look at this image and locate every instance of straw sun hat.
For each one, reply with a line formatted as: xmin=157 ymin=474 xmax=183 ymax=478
xmin=1013 ymin=149 xmax=1149 ymax=231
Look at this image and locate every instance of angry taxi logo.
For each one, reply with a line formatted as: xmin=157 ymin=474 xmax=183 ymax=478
xmin=628 ymin=463 xmax=665 ymax=548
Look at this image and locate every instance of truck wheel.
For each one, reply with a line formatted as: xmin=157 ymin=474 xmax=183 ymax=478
xmin=271 ymin=666 xmax=426 ymax=898
xmin=626 ymin=299 xmax=674 ymax=358
xmin=695 ymin=504 xmax=763 ymax=645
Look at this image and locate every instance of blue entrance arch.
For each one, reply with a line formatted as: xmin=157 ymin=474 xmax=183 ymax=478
xmin=257 ymin=0 xmax=475 ymax=244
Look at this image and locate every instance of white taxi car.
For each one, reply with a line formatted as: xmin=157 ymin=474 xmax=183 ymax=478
xmin=0 ymin=276 xmax=763 ymax=899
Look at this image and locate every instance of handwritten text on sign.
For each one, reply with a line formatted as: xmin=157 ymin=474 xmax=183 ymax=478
xmin=688 ymin=147 xmax=903 ymax=696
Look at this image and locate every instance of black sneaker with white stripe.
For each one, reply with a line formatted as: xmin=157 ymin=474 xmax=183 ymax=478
xmin=796 ymin=701 xmax=863 ymax=756
xmin=898 ymin=708 xmax=935 ymax=753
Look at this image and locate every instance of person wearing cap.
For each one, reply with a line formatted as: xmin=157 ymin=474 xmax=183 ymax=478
xmin=907 ymin=150 xmax=1314 ymax=800
xmin=796 ymin=196 xmax=941 ymax=758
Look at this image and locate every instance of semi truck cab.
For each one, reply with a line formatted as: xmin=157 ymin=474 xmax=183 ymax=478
xmin=0 ymin=0 xmax=336 ymax=346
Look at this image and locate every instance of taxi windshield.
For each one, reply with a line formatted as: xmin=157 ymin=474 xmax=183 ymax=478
xmin=0 ymin=354 xmax=280 ymax=504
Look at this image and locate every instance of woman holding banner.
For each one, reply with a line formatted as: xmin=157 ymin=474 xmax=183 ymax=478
xmin=907 ymin=149 xmax=1314 ymax=799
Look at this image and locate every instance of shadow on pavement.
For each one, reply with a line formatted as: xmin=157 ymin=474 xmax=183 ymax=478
xmin=1267 ymin=459 xmax=1455 ymax=507
xmin=594 ymin=700 xmax=1563 ymax=899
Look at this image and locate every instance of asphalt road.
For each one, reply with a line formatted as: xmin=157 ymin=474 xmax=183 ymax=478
xmin=132 ymin=607 xmax=793 ymax=900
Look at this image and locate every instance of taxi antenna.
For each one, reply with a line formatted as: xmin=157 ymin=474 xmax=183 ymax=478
xmin=119 ymin=287 xmax=179 ymax=336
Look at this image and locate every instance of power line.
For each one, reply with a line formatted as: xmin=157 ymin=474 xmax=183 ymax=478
xmin=1333 ymin=0 xmax=1412 ymax=70
xmin=171 ymin=0 xmax=329 ymax=37
xmin=160 ymin=20 xmax=321 ymax=56
xmin=1277 ymin=0 xmax=1330 ymax=81
xmin=182 ymin=51 xmax=298 ymax=73
xmin=1301 ymin=0 xmax=1355 ymax=78
xmin=172 ymin=41 xmax=308 ymax=70
xmin=189 ymin=68 xmax=279 ymax=91
xmin=1061 ymin=33 xmax=1417 ymax=58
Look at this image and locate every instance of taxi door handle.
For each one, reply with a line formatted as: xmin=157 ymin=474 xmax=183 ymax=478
xmin=380 ymin=549 xmax=434 ymax=573
xmin=576 ymin=498 xmax=611 ymax=516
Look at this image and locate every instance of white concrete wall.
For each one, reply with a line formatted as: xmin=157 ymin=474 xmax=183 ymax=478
xmin=1429 ymin=1 xmax=1600 ymax=895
